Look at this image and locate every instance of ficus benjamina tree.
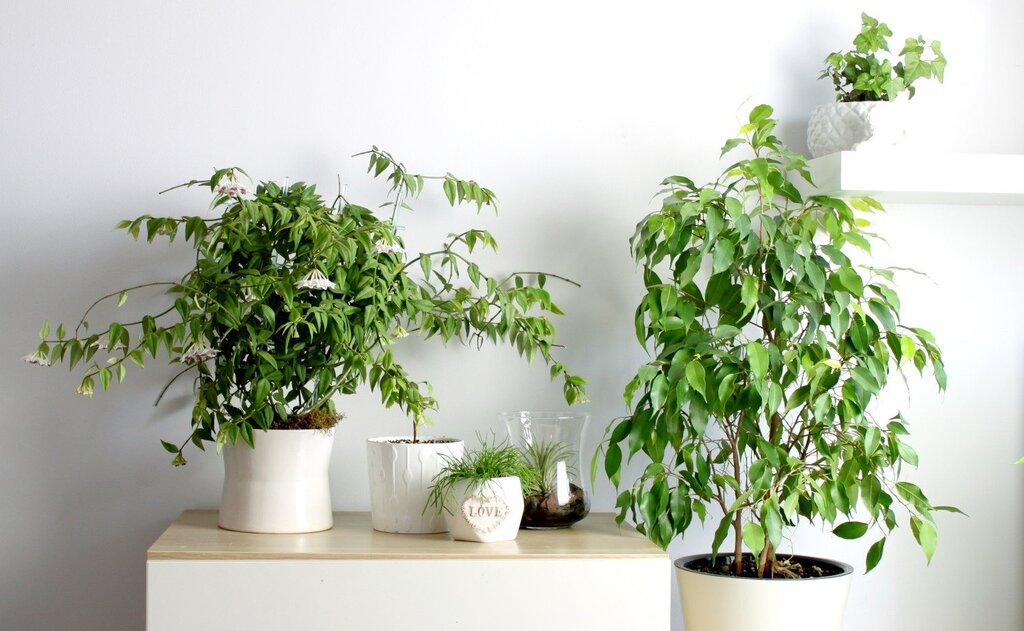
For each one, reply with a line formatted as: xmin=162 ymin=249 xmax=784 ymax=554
xmin=597 ymin=105 xmax=957 ymax=577
xmin=28 ymin=148 xmax=586 ymax=465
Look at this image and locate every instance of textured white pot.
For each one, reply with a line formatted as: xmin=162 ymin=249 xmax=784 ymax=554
xmin=366 ymin=436 xmax=464 ymax=534
xmin=444 ymin=476 xmax=524 ymax=543
xmin=675 ymin=554 xmax=853 ymax=631
xmin=218 ymin=428 xmax=335 ymax=534
xmin=807 ymin=101 xmax=906 ymax=157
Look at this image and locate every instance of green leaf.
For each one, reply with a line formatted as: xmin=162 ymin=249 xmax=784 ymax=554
xmin=747 ymin=342 xmax=769 ymax=379
xmin=833 ymin=521 xmax=869 ymax=539
xmin=897 ymin=442 xmax=919 ymax=466
xmin=605 ymin=443 xmax=622 ymax=487
xmin=711 ymin=515 xmax=734 ymax=557
xmin=741 ymin=275 xmax=758 ymax=315
xmin=685 ymin=359 xmax=707 ymax=400
xmin=865 ymin=537 xmax=886 ymax=573
xmin=835 ymin=267 xmax=864 ymax=296
xmin=742 ymin=522 xmax=765 ymax=557
xmin=749 ymin=104 xmax=774 ymax=123
xmin=160 ymin=440 xmax=179 ymax=454
xmin=712 ymin=239 xmax=735 ymax=274
xmin=442 ymin=179 xmax=456 ymax=206
xmin=650 ymin=374 xmax=669 ymax=411
xmin=864 ymin=426 xmax=881 ymax=457
xmin=868 ymin=298 xmax=895 ymax=330
xmin=910 ymin=516 xmax=938 ymax=564
xmin=98 ymin=367 xmax=111 ymax=391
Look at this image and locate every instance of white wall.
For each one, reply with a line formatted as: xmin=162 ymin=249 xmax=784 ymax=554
xmin=1 ymin=1 xmax=1021 ymax=629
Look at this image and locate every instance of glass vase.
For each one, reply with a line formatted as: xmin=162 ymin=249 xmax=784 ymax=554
xmin=502 ymin=410 xmax=590 ymax=529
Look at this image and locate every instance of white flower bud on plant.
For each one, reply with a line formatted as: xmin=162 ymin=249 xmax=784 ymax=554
xmin=181 ymin=343 xmax=219 ymax=363
xmin=22 ymin=351 xmax=50 ymax=366
xmin=371 ymin=240 xmax=403 ymax=256
xmin=295 ymin=269 xmax=335 ymax=291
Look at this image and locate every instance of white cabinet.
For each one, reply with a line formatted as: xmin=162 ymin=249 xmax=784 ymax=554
xmin=147 ymin=511 xmax=670 ymax=630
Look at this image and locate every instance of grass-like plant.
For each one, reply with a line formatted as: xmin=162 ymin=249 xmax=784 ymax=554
xmin=522 ymin=439 xmax=575 ymax=498
xmin=427 ymin=437 xmax=541 ymax=514
xmin=821 ymin=13 xmax=946 ymax=102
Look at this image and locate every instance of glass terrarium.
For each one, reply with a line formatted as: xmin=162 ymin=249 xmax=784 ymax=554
xmin=502 ymin=411 xmax=590 ymax=529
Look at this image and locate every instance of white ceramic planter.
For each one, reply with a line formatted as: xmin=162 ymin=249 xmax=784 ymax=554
xmin=366 ymin=436 xmax=464 ymax=534
xmin=445 ymin=476 xmax=524 ymax=543
xmin=675 ymin=553 xmax=853 ymax=631
xmin=807 ymin=101 xmax=906 ymax=157
xmin=219 ymin=428 xmax=335 ymax=534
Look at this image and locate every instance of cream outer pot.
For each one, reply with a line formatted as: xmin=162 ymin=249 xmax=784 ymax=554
xmin=367 ymin=437 xmax=464 ymax=534
xmin=675 ymin=554 xmax=853 ymax=631
xmin=807 ymin=101 xmax=906 ymax=157
xmin=218 ymin=428 xmax=335 ymax=534
xmin=445 ymin=476 xmax=524 ymax=543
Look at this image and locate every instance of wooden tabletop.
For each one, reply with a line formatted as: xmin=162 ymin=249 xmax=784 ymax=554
xmin=147 ymin=511 xmax=666 ymax=560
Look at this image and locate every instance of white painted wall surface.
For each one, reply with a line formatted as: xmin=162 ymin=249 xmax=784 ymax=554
xmin=1 ymin=1 xmax=1021 ymax=629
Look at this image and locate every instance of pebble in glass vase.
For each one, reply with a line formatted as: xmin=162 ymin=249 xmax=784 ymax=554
xmin=502 ymin=411 xmax=590 ymax=529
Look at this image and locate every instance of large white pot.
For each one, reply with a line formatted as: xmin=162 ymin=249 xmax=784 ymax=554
xmin=366 ymin=436 xmax=464 ymax=534
xmin=807 ymin=101 xmax=906 ymax=157
xmin=219 ymin=428 xmax=335 ymax=534
xmin=675 ymin=554 xmax=853 ymax=631
xmin=445 ymin=476 xmax=524 ymax=543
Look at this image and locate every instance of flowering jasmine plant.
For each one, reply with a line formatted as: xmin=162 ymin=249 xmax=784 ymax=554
xmin=29 ymin=149 xmax=586 ymax=464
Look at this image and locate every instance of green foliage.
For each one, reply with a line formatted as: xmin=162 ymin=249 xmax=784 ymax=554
xmin=426 ymin=436 xmax=541 ymax=514
xmin=521 ymin=439 xmax=576 ymax=497
xmin=600 ymin=104 xmax=951 ymax=576
xmin=821 ymin=13 xmax=946 ymax=102
xmin=31 ymin=149 xmax=587 ymax=464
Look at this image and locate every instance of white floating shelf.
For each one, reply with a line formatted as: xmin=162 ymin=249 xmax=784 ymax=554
xmin=807 ymin=151 xmax=1024 ymax=205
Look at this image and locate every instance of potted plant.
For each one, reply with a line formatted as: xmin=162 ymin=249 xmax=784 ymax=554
xmin=26 ymin=149 xmax=585 ymax=535
xmin=357 ymin=150 xmax=587 ymax=534
xmin=502 ymin=410 xmax=591 ymax=528
xmin=598 ymin=105 xmax=955 ymax=631
xmin=807 ymin=12 xmax=946 ymax=157
xmin=426 ymin=437 xmax=540 ymax=543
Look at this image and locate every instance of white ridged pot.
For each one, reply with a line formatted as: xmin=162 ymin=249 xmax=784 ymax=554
xmin=807 ymin=101 xmax=906 ymax=157
xmin=445 ymin=476 xmax=524 ymax=543
xmin=218 ymin=428 xmax=335 ymax=534
xmin=367 ymin=436 xmax=464 ymax=534
xmin=675 ymin=553 xmax=854 ymax=631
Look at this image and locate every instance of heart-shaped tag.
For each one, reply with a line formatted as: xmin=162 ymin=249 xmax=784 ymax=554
xmin=460 ymin=489 xmax=510 ymax=535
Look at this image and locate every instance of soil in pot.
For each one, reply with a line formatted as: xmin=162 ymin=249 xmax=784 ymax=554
xmin=269 ymin=409 xmax=340 ymax=430
xmin=521 ymin=483 xmax=589 ymax=529
xmin=684 ymin=553 xmax=846 ymax=579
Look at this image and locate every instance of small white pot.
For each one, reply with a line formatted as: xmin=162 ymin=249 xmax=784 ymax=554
xmin=675 ymin=554 xmax=853 ymax=631
xmin=807 ymin=101 xmax=906 ymax=157
xmin=219 ymin=428 xmax=335 ymax=534
xmin=366 ymin=436 xmax=464 ymax=534
xmin=444 ymin=476 xmax=525 ymax=543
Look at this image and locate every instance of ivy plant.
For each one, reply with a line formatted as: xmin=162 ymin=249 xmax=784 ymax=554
xmin=27 ymin=149 xmax=586 ymax=465
xmin=822 ymin=13 xmax=946 ymax=102
xmin=598 ymin=105 xmax=955 ymax=577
